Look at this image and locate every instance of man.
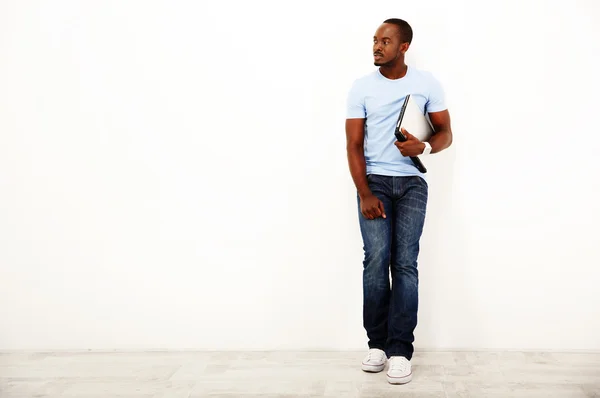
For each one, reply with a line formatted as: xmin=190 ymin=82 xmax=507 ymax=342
xmin=345 ymin=18 xmax=453 ymax=385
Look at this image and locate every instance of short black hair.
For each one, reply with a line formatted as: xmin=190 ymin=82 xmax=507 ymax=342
xmin=383 ymin=18 xmax=413 ymax=44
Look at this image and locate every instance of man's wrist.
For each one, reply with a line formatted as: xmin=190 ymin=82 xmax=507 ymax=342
xmin=358 ymin=187 xmax=372 ymax=199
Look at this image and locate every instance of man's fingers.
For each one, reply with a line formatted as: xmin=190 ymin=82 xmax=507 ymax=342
xmin=378 ymin=201 xmax=386 ymax=218
xmin=364 ymin=206 xmax=385 ymax=219
xmin=373 ymin=207 xmax=382 ymax=218
xmin=368 ymin=205 xmax=385 ymax=219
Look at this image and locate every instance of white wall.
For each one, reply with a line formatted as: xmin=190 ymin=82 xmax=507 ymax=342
xmin=1 ymin=0 xmax=599 ymax=351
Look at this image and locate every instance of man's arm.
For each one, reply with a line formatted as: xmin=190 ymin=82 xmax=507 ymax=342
xmin=427 ymin=109 xmax=453 ymax=154
xmin=345 ymin=118 xmax=371 ymax=199
xmin=346 ymin=118 xmax=386 ymax=220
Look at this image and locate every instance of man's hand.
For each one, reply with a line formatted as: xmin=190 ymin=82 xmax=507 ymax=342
xmin=395 ymin=128 xmax=425 ymax=157
xmin=360 ymin=194 xmax=386 ymax=220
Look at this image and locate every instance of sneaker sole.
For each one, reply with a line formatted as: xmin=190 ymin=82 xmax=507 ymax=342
xmin=387 ymin=372 xmax=412 ymax=384
xmin=361 ymin=363 xmax=385 ymax=373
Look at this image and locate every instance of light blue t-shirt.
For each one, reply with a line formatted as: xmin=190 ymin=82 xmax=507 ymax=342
xmin=346 ymin=66 xmax=447 ymax=179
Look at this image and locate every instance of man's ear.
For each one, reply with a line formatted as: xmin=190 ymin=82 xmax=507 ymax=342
xmin=400 ymin=42 xmax=410 ymax=54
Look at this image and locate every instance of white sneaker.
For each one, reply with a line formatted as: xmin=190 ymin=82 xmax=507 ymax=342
xmin=361 ymin=348 xmax=387 ymax=373
xmin=386 ymin=356 xmax=412 ymax=384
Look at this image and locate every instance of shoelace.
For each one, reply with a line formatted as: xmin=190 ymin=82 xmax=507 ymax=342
xmin=367 ymin=350 xmax=385 ymax=362
xmin=390 ymin=358 xmax=409 ymax=371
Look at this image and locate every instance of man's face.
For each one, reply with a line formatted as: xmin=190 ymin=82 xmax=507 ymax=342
xmin=373 ymin=23 xmax=408 ymax=67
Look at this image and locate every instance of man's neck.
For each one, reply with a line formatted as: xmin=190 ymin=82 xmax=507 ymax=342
xmin=379 ymin=63 xmax=408 ymax=80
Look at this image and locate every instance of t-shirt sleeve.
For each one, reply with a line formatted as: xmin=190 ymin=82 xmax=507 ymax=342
xmin=346 ymin=81 xmax=366 ymax=119
xmin=426 ymin=75 xmax=447 ymax=113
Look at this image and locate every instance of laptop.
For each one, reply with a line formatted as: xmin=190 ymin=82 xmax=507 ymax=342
xmin=395 ymin=94 xmax=434 ymax=142
xmin=394 ymin=94 xmax=434 ymax=173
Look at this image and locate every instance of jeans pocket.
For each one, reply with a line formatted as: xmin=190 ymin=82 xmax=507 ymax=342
xmin=413 ymin=175 xmax=428 ymax=190
xmin=367 ymin=174 xmax=380 ymax=183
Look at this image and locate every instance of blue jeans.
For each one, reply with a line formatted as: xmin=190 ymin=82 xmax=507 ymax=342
xmin=357 ymin=174 xmax=428 ymax=360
